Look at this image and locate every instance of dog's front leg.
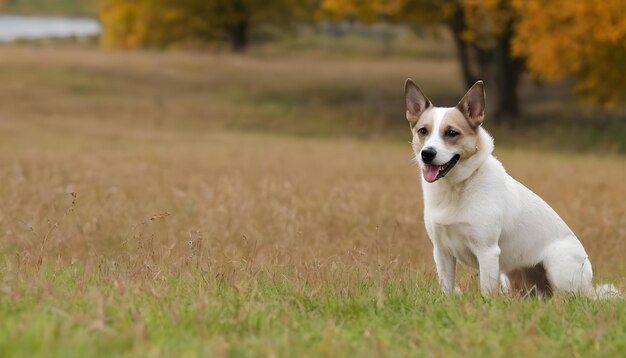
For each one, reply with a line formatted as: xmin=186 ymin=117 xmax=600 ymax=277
xmin=477 ymin=246 xmax=501 ymax=297
xmin=433 ymin=245 xmax=456 ymax=294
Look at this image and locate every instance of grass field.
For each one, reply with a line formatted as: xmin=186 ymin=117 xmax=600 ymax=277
xmin=0 ymin=46 xmax=625 ymax=356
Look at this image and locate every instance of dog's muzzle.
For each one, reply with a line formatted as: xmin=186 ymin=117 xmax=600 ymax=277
xmin=422 ymin=154 xmax=461 ymax=183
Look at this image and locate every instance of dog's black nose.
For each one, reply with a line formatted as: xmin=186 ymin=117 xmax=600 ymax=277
xmin=421 ymin=147 xmax=437 ymax=163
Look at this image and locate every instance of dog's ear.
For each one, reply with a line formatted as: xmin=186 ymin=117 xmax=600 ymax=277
xmin=456 ymin=80 xmax=485 ymax=129
xmin=405 ymin=79 xmax=432 ymax=127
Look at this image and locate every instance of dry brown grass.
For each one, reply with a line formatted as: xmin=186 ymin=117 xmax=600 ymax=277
xmin=1 ymin=125 xmax=624 ymax=287
xmin=0 ymin=46 xmax=462 ymax=137
xmin=1 ymin=46 xmax=622 ymax=282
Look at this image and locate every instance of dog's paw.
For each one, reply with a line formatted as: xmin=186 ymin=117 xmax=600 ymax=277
xmin=499 ymin=274 xmax=511 ymax=295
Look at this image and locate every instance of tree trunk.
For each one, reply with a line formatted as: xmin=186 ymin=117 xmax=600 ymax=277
xmin=493 ymin=20 xmax=524 ymax=121
xmin=229 ymin=19 xmax=249 ymax=52
xmin=446 ymin=3 xmax=524 ymax=121
xmin=448 ymin=8 xmax=477 ymax=89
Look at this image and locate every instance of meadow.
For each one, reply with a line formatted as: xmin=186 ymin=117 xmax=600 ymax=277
xmin=0 ymin=45 xmax=625 ymax=356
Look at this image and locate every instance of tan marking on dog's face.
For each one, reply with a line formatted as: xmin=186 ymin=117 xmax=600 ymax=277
xmin=410 ymin=108 xmax=436 ymax=152
xmin=439 ymin=108 xmax=480 ymax=159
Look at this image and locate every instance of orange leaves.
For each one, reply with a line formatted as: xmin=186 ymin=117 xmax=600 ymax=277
xmin=100 ymin=0 xmax=315 ymax=50
xmin=320 ymin=0 xmax=358 ymax=20
xmin=100 ymin=0 xmax=190 ymax=49
xmin=512 ymin=0 xmax=626 ymax=106
xmin=323 ymin=0 xmax=626 ymax=107
xmin=100 ymin=0 xmax=626 ymax=106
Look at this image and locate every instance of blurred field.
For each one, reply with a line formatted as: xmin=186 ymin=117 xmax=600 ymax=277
xmin=0 ymin=45 xmax=461 ymax=136
xmin=0 ymin=46 xmax=625 ymax=356
xmin=1 ymin=45 xmax=623 ymax=151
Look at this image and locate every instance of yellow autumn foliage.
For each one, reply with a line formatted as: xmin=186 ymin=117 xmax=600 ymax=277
xmin=100 ymin=0 xmax=191 ymax=48
xmin=100 ymin=0 xmax=315 ymax=50
xmin=323 ymin=0 xmax=626 ymax=107
xmin=512 ymin=0 xmax=626 ymax=106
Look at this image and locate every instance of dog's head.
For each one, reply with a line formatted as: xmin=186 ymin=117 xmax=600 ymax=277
xmin=405 ymin=79 xmax=486 ymax=183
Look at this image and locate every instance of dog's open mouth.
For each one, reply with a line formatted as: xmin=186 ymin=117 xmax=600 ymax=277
xmin=423 ymin=154 xmax=460 ymax=183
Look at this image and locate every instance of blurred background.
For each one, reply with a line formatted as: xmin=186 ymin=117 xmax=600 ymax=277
xmin=0 ymin=0 xmax=625 ymax=151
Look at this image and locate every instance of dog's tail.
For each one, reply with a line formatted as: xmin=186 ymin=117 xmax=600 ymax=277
xmin=591 ymin=283 xmax=621 ymax=300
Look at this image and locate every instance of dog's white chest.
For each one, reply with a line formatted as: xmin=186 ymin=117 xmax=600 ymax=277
xmin=432 ymin=222 xmax=479 ymax=268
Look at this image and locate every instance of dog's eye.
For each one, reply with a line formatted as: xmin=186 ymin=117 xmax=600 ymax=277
xmin=446 ymin=129 xmax=460 ymax=137
xmin=417 ymin=127 xmax=428 ymax=135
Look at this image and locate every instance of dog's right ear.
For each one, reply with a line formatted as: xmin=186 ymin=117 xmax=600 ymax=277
xmin=456 ymin=80 xmax=485 ymax=130
xmin=405 ymin=79 xmax=432 ymax=127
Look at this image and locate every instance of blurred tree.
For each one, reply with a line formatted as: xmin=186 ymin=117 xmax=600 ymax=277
xmin=323 ymin=0 xmax=626 ymax=116
xmin=100 ymin=0 xmax=316 ymax=51
xmin=461 ymin=0 xmax=523 ymax=119
xmin=321 ymin=0 xmax=524 ymax=120
xmin=512 ymin=0 xmax=626 ymax=107
xmin=100 ymin=0 xmax=187 ymax=48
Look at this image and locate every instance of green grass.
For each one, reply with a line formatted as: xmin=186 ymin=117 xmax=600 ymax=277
xmin=1 ymin=264 xmax=625 ymax=357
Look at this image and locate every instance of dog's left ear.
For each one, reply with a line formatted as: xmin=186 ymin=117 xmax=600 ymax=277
xmin=456 ymin=80 xmax=485 ymax=129
xmin=405 ymin=79 xmax=432 ymax=127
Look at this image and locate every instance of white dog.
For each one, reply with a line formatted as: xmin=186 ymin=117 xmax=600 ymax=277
xmin=405 ymin=79 xmax=618 ymax=298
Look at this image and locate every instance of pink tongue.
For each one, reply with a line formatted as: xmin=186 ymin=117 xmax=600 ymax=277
xmin=423 ymin=165 xmax=441 ymax=183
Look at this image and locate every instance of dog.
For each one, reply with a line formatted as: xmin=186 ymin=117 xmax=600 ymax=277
xmin=404 ymin=79 xmax=618 ymax=298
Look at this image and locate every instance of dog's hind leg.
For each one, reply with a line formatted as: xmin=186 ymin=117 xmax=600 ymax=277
xmin=542 ymin=239 xmax=594 ymax=296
